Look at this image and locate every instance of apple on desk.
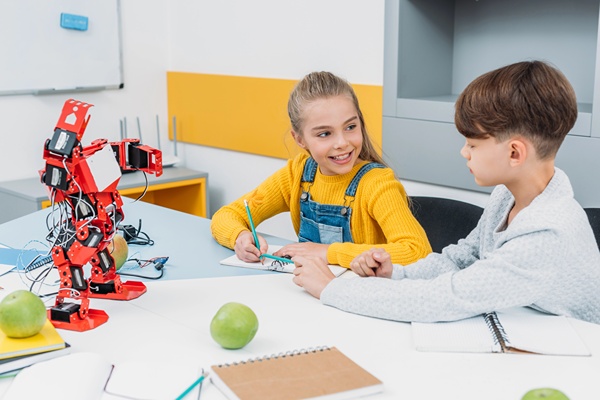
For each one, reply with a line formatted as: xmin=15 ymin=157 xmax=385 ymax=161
xmin=521 ymin=388 xmax=570 ymax=400
xmin=0 ymin=290 xmax=47 ymax=338
xmin=108 ymin=234 xmax=128 ymax=270
xmin=210 ymin=302 xmax=259 ymax=350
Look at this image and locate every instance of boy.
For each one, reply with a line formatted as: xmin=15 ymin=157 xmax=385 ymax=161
xmin=291 ymin=61 xmax=600 ymax=324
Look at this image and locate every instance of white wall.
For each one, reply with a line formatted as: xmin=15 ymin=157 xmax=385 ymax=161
xmin=0 ymin=1 xmax=171 ymax=183
xmin=0 ymin=0 xmax=489 ymax=239
xmin=166 ymin=0 xmax=489 ymax=240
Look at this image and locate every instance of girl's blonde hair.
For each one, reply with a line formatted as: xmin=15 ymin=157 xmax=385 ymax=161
xmin=287 ymin=71 xmax=387 ymax=166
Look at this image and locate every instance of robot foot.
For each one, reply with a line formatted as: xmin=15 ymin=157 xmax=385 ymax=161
xmin=48 ymin=306 xmax=109 ymax=332
xmin=88 ymin=280 xmax=147 ymax=300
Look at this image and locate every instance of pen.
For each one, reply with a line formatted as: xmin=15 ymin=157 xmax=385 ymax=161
xmin=260 ymin=253 xmax=294 ymax=264
xmin=244 ymin=199 xmax=260 ymax=249
xmin=175 ymin=371 xmax=207 ymax=400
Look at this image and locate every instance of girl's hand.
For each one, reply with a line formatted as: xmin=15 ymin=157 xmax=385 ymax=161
xmin=234 ymin=230 xmax=268 ymax=262
xmin=273 ymin=242 xmax=329 ymax=264
xmin=292 ymin=255 xmax=335 ymax=299
xmin=350 ymin=248 xmax=394 ymax=278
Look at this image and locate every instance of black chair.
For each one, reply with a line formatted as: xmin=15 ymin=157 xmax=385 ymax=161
xmin=584 ymin=208 xmax=600 ymax=250
xmin=410 ymin=196 xmax=484 ymax=253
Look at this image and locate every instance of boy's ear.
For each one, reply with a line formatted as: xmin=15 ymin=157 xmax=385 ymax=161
xmin=291 ymin=131 xmax=306 ymax=149
xmin=509 ymin=138 xmax=528 ymax=166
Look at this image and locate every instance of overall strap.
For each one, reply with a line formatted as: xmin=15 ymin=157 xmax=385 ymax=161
xmin=344 ymin=163 xmax=385 ymax=197
xmin=301 ymin=157 xmax=319 ymax=183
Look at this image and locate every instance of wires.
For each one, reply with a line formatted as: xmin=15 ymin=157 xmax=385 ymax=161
xmin=11 ymin=241 xmax=57 ymax=298
xmin=131 ymin=171 xmax=149 ymax=202
xmin=28 ymin=265 xmax=58 ymax=295
xmin=118 ymin=219 xmax=154 ymax=246
xmin=126 ymin=256 xmax=169 ymax=268
xmin=116 ymin=256 xmax=169 ymax=280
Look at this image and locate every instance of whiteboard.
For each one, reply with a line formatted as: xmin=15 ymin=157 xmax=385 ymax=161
xmin=0 ymin=0 xmax=123 ymax=95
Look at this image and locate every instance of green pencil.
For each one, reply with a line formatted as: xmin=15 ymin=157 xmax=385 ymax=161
xmin=260 ymin=253 xmax=294 ymax=264
xmin=244 ymin=199 xmax=260 ymax=249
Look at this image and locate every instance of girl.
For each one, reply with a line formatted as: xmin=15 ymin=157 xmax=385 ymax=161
xmin=210 ymin=71 xmax=431 ymax=268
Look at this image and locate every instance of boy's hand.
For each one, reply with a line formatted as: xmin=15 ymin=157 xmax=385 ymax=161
xmin=291 ymin=255 xmax=335 ymax=299
xmin=234 ymin=230 xmax=268 ymax=262
xmin=274 ymin=242 xmax=329 ymax=264
xmin=350 ymin=248 xmax=394 ymax=278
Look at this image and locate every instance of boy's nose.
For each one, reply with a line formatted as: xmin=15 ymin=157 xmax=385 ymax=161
xmin=460 ymin=143 xmax=469 ymax=159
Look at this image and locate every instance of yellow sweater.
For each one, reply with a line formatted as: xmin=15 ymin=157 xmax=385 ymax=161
xmin=210 ymin=153 xmax=431 ymax=268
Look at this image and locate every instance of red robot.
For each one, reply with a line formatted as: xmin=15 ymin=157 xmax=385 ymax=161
xmin=40 ymin=99 xmax=163 ymax=331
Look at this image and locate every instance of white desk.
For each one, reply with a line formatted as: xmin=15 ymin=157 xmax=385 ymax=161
xmin=0 ymin=204 xmax=599 ymax=399
xmin=130 ymin=276 xmax=600 ymax=400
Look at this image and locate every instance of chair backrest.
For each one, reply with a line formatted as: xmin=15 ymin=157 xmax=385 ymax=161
xmin=410 ymin=196 xmax=484 ymax=253
xmin=584 ymin=208 xmax=600 ymax=250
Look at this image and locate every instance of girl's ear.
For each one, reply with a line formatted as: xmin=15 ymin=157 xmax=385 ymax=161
xmin=291 ymin=131 xmax=306 ymax=149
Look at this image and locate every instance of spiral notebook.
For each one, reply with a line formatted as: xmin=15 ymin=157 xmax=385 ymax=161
xmin=412 ymin=308 xmax=591 ymax=356
xmin=209 ymin=346 xmax=383 ymax=400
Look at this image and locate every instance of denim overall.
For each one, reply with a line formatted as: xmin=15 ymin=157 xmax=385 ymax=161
xmin=298 ymin=157 xmax=384 ymax=244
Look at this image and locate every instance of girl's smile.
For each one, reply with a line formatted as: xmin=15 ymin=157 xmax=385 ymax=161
xmin=293 ymin=95 xmax=363 ymax=176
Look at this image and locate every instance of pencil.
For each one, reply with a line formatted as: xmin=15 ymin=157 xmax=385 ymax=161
xmin=175 ymin=371 xmax=207 ymax=400
xmin=260 ymin=253 xmax=294 ymax=264
xmin=244 ymin=199 xmax=260 ymax=249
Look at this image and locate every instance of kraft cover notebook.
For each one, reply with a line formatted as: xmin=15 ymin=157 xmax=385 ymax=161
xmin=0 ymin=320 xmax=67 ymax=360
xmin=412 ymin=308 xmax=591 ymax=356
xmin=210 ymin=346 xmax=383 ymax=400
xmin=220 ymin=245 xmax=347 ymax=277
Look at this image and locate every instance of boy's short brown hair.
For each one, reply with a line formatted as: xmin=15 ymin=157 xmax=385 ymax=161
xmin=454 ymin=60 xmax=578 ymax=159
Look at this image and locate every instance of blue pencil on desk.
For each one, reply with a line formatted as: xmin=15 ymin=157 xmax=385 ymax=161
xmin=175 ymin=370 xmax=207 ymax=400
xmin=244 ymin=199 xmax=261 ymax=249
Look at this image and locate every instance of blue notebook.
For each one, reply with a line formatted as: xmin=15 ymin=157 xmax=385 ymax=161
xmin=0 ymin=248 xmax=47 ymax=275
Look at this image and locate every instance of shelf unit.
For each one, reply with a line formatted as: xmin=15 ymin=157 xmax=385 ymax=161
xmin=383 ymin=0 xmax=600 ymax=206
xmin=0 ymin=167 xmax=209 ymax=224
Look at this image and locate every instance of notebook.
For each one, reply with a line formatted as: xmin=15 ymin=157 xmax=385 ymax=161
xmin=0 ymin=247 xmax=45 ymax=276
xmin=412 ymin=308 xmax=591 ymax=356
xmin=2 ymin=352 xmax=204 ymax=400
xmin=0 ymin=320 xmax=67 ymax=360
xmin=0 ymin=343 xmax=71 ymax=375
xmin=210 ymin=346 xmax=383 ymax=400
xmin=219 ymin=245 xmax=347 ymax=277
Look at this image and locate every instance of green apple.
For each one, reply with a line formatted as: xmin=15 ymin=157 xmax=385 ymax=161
xmin=521 ymin=388 xmax=570 ymax=400
xmin=0 ymin=290 xmax=47 ymax=338
xmin=108 ymin=234 xmax=128 ymax=270
xmin=210 ymin=302 xmax=259 ymax=349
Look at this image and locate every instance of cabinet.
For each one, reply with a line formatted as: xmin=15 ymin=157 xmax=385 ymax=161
xmin=0 ymin=167 xmax=209 ymax=224
xmin=383 ymin=0 xmax=600 ymax=206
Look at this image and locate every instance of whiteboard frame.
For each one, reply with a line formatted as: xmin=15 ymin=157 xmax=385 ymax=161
xmin=0 ymin=0 xmax=123 ymax=96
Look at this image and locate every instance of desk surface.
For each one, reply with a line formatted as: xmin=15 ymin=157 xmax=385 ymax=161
xmin=0 ymin=201 xmax=290 ymax=281
xmin=0 ymin=203 xmax=599 ymax=399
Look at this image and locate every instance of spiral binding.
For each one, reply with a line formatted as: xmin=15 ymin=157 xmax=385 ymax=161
xmin=24 ymin=254 xmax=53 ymax=272
xmin=215 ymin=346 xmax=331 ymax=368
xmin=483 ymin=312 xmax=510 ymax=352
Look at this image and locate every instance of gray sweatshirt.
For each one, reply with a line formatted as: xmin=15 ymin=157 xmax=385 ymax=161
xmin=321 ymin=168 xmax=600 ymax=324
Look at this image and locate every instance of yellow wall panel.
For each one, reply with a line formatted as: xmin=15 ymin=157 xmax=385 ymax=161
xmin=167 ymin=72 xmax=382 ymax=160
